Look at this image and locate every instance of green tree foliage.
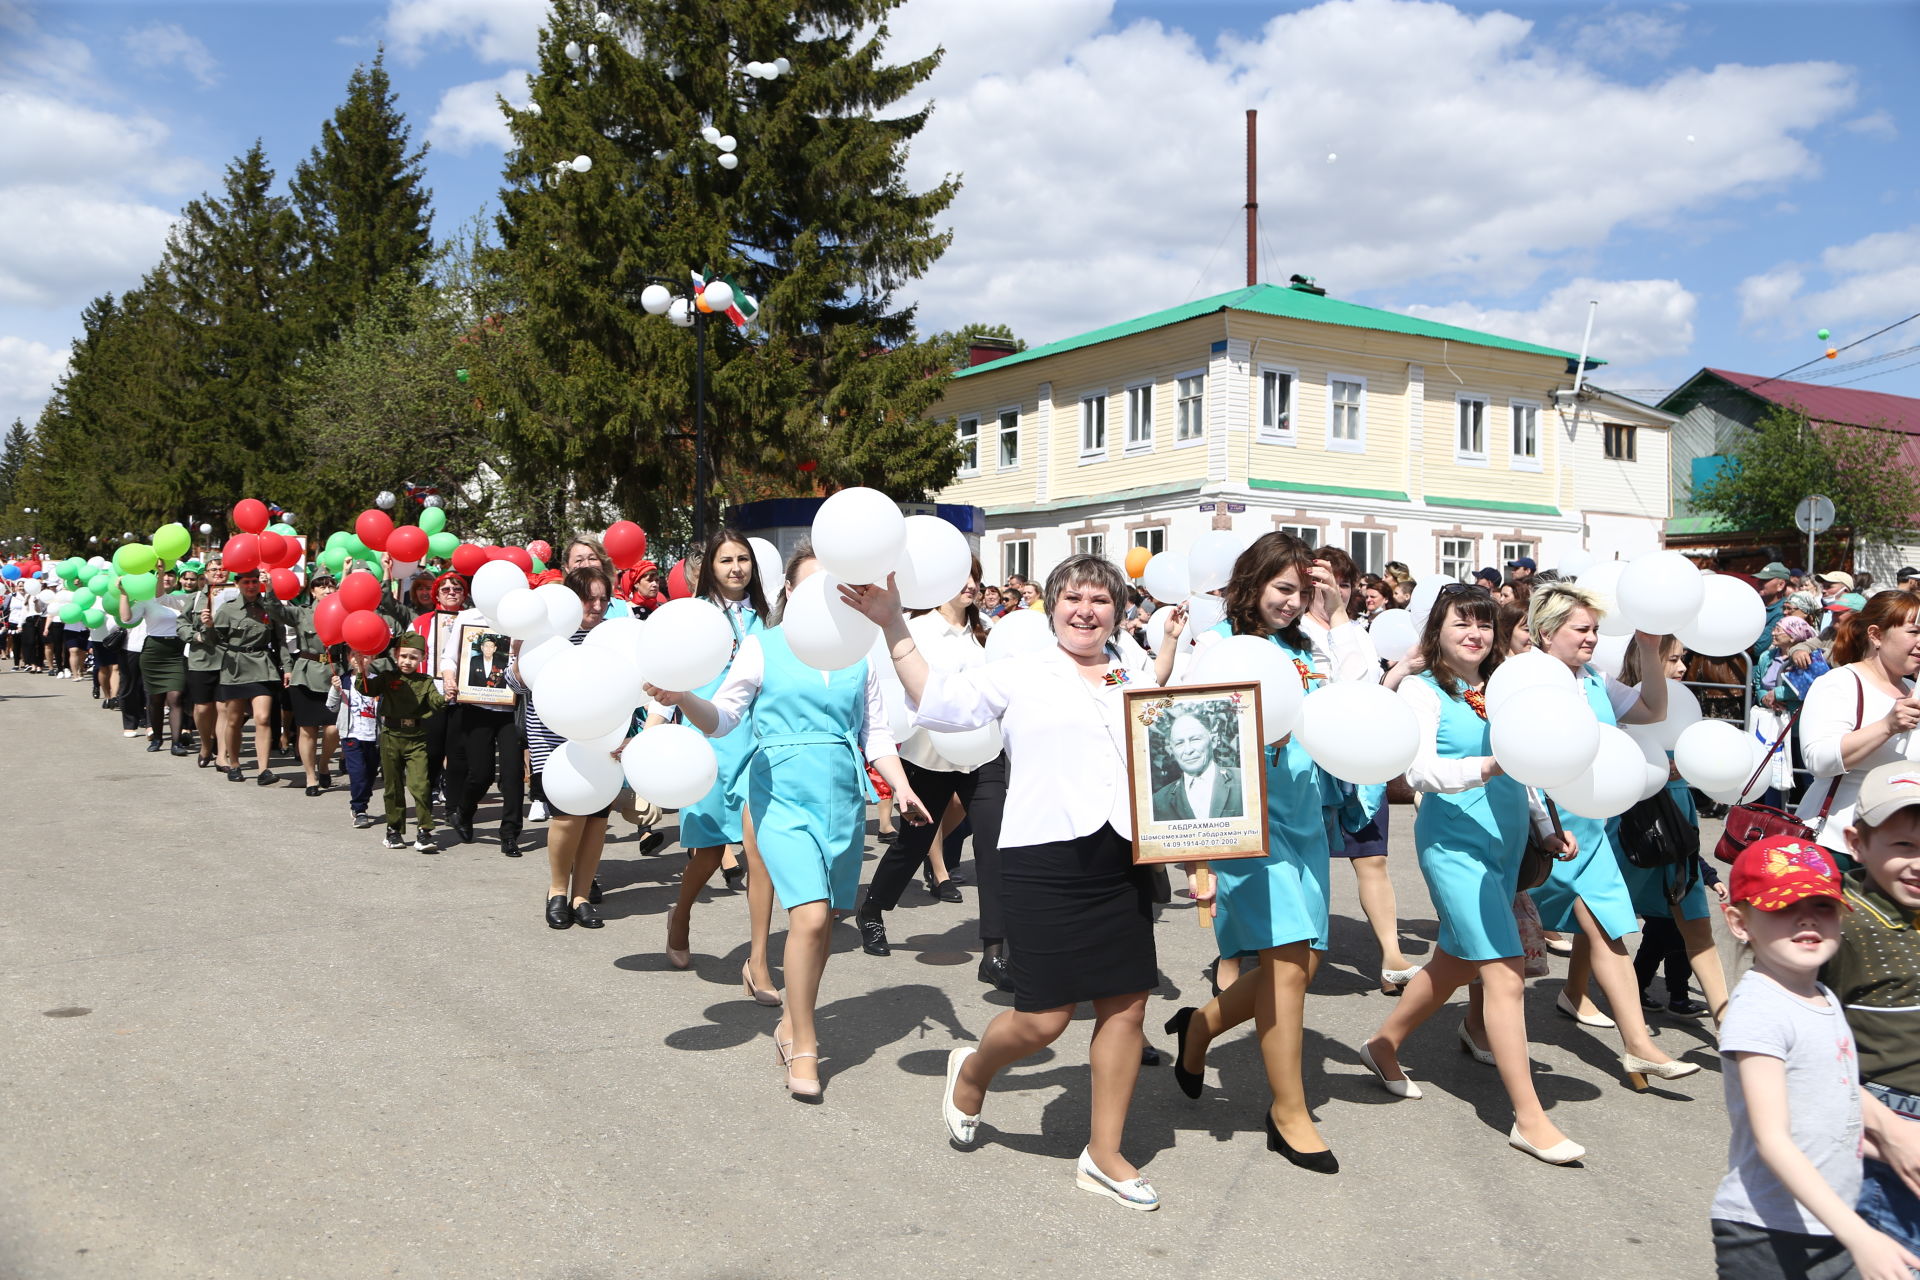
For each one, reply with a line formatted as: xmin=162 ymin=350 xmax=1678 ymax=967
xmin=0 ymin=420 xmax=29 ymax=507
xmin=484 ymin=0 xmax=963 ymax=527
xmin=292 ymin=51 xmax=435 ymax=346
xmin=929 ymin=321 xmax=1026 ymax=371
xmin=1692 ymin=405 xmax=1920 ymax=558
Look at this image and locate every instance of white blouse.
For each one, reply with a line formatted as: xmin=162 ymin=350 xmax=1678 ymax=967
xmin=706 ymin=634 xmax=896 ymax=764
xmin=125 ymin=595 xmax=187 ymax=640
xmin=1299 ymin=616 xmax=1383 ymax=685
xmin=911 ymin=645 xmax=1159 ymax=844
xmin=898 ymin=611 xmax=987 ymax=773
xmin=1399 ymin=676 xmax=1490 ymax=794
xmin=1796 ymin=665 xmax=1920 ymax=849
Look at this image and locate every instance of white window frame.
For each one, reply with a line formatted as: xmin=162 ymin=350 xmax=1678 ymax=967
xmin=1002 ymin=539 xmax=1031 ymax=583
xmin=1454 ymin=393 xmax=1488 ymax=465
xmin=1438 ymin=537 xmax=1476 ymax=582
xmin=1349 ymin=529 xmax=1387 ymax=577
xmin=955 ymin=415 xmax=980 ymax=475
xmin=1124 ymin=382 xmax=1154 ymax=454
xmin=1509 ymin=399 xmax=1541 ymax=471
xmin=1174 ymin=369 xmax=1206 ymax=446
xmin=1131 ymin=526 xmax=1167 ymax=556
xmin=1073 ymin=532 xmax=1107 ymax=559
xmin=1326 ymin=374 xmax=1367 ymax=453
xmin=1079 ymin=393 xmax=1108 ymax=461
xmin=997 ymin=407 xmax=1020 ymax=471
xmin=1498 ymin=540 xmax=1535 ymax=572
xmin=1276 ymin=523 xmax=1323 ymax=547
xmin=1257 ymin=364 xmax=1298 ymax=445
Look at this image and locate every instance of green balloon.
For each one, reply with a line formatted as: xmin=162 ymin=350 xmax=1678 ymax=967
xmin=87 ymin=571 xmax=110 ymax=594
xmin=345 ymin=534 xmax=367 ymax=556
xmin=418 ymin=507 xmax=447 ymax=536
xmin=56 ymin=559 xmax=81 ymax=581
xmin=1817 ymin=328 xmax=1831 ymax=341
xmin=531 ymin=556 xmax=546 ymax=573
xmin=58 ymin=602 xmax=83 ymax=624
xmin=121 ymin=572 xmax=158 ymax=602
xmin=73 ymin=588 xmax=97 ymax=611
xmin=152 ymin=523 xmax=191 ymax=563
xmin=319 ymin=548 xmax=347 ymax=573
xmin=426 ymin=530 xmax=458 ymax=557
xmin=325 ymin=530 xmax=351 ymax=553
xmin=358 ymin=558 xmax=385 ymax=582
xmin=101 ymin=583 xmax=121 ymax=610
xmin=83 ymin=608 xmax=104 ymax=628
xmin=113 ymin=543 xmax=157 ymax=575
xmin=266 ymin=522 xmax=296 ymax=536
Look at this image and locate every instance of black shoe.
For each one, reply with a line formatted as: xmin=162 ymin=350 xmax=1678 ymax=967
xmin=317 ymin=772 xmax=331 ymax=790
xmin=384 ymin=827 xmax=407 ymax=849
xmin=227 ymin=767 xmax=245 ymax=783
xmin=1164 ymin=1007 xmax=1205 ymax=1100
xmin=450 ymin=813 xmax=475 ymax=844
xmin=930 ymin=877 xmax=963 ymax=904
xmin=1640 ymin=990 xmax=1664 ymax=1012
xmin=947 ymin=870 xmax=968 ymax=886
xmin=721 ymin=863 xmax=747 ymax=893
xmin=977 ymin=952 xmax=1013 ymax=992
xmin=857 ymin=913 xmax=890 ymax=956
xmin=876 ymin=827 xmax=899 ymax=845
xmin=637 ymin=830 xmax=667 ymax=857
xmin=197 ymin=753 xmax=213 ymax=768
xmin=1265 ymin=1111 xmax=1338 ymax=1174
xmin=588 ymin=877 xmax=604 ymax=905
xmin=1667 ymin=998 xmax=1711 ymax=1018
xmin=414 ymin=831 xmax=437 ymax=853
xmin=256 ymin=770 xmax=278 ymax=787
xmin=1140 ymin=1045 xmax=1162 ymax=1067
xmin=501 ymin=831 xmax=522 ymax=858
xmin=354 ymin=812 xmax=376 ymax=829
xmin=572 ymin=900 xmax=603 ymax=928
xmin=146 ymin=739 xmax=162 ymax=753
xmin=546 ymin=895 xmax=572 ymax=929
xmin=305 ymin=785 xmax=321 ymax=797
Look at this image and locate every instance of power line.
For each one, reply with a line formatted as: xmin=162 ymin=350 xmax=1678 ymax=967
xmin=1749 ymin=310 xmax=1920 ymax=391
xmin=1798 ymin=342 xmax=1920 ymax=381
xmin=1832 ymin=356 xmax=1920 ymax=389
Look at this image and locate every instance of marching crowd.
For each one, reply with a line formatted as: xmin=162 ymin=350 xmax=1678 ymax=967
xmin=12 ymin=526 xmax=1920 ymax=1277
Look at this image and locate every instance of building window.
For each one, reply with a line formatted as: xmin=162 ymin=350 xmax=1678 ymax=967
xmin=1175 ymin=371 xmax=1205 ymax=443
xmin=1349 ymin=529 xmax=1387 ymax=576
xmin=1073 ymin=532 xmax=1107 ymax=559
xmin=1276 ymin=524 xmax=1322 ymax=546
xmin=956 ymin=416 xmax=979 ymax=474
xmin=1510 ymin=401 xmax=1539 ymax=465
xmin=1327 ymin=375 xmax=1366 ymax=452
xmin=1131 ymin=527 xmax=1166 ymax=557
xmin=1259 ymin=367 xmax=1295 ymax=441
xmin=1125 ymin=384 xmax=1153 ymax=451
xmin=1080 ymin=394 xmax=1107 ymax=458
xmin=1002 ymin=539 xmax=1031 ymax=583
xmin=1498 ymin=541 xmax=1534 ymax=572
xmin=1455 ymin=395 xmax=1487 ymax=462
xmin=1438 ymin=537 xmax=1475 ymax=582
xmin=997 ymin=409 xmax=1020 ymax=469
xmin=1604 ymin=423 xmax=1637 ymax=461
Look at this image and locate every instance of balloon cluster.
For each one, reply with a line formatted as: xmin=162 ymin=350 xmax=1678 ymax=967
xmin=1137 ymin=531 xmax=1254 ymax=657
xmin=1559 ymin=549 xmax=1765 ymax=659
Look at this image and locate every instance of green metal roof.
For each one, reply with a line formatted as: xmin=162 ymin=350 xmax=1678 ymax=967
xmin=1665 ymin=514 xmax=1738 ymax=537
xmin=1249 ymin=478 xmax=1411 ymax=503
xmin=1425 ymin=495 xmax=1564 ymax=517
xmin=955 ymin=283 xmax=1602 ymax=379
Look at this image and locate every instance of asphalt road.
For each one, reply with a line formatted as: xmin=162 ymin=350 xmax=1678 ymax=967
xmin=1 ymin=670 xmax=1738 ymax=1279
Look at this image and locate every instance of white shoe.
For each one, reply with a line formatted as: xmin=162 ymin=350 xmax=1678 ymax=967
xmin=1620 ymin=1053 xmax=1702 ymax=1090
xmin=1457 ymin=1023 xmax=1496 ymax=1066
xmin=941 ymin=1047 xmax=980 ymax=1148
xmin=122 ymin=729 xmax=142 ymax=738
xmin=1382 ymin=964 xmax=1423 ymax=989
xmin=1074 ymin=1148 xmax=1159 ymax=1211
xmin=1555 ymin=991 xmax=1615 ymax=1029
xmin=529 ymin=801 xmax=549 ymax=822
xmin=1509 ymin=1124 xmax=1585 ymax=1165
xmin=1359 ymin=1041 xmax=1423 ymax=1099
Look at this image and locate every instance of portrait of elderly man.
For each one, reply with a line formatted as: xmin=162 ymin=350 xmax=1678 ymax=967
xmin=1150 ymin=705 xmax=1245 ymax=822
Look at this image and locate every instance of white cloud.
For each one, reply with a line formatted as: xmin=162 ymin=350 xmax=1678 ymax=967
xmin=1738 ymin=226 xmax=1920 ymax=335
xmin=1843 ymin=109 xmax=1898 ymax=141
xmin=0 ymin=335 xmax=69 ymax=429
xmin=1565 ymin=9 xmax=1684 ymax=65
xmin=0 ymin=89 xmax=198 ymax=192
xmin=1405 ymin=278 xmax=1696 ymax=369
xmin=0 ymin=185 xmax=177 ymax=308
xmin=124 ymin=21 xmax=218 ymax=88
xmin=386 ymin=0 xmax=546 ymax=64
xmin=428 ymin=69 xmax=532 ymax=153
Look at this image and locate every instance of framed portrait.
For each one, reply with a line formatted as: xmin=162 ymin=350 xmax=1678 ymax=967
xmin=454 ymin=623 xmax=516 ymax=708
xmin=1123 ymin=682 xmax=1270 ymax=866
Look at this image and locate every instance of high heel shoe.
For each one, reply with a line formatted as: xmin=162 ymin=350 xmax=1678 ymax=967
xmin=1163 ymin=1007 xmax=1204 ymax=1100
xmin=664 ymin=907 xmax=691 ymax=970
xmin=1555 ymin=991 xmax=1616 ymax=1029
xmin=1264 ymin=1111 xmax=1338 ymax=1174
xmin=1620 ymin=1053 xmax=1700 ymax=1091
xmin=1358 ymin=1041 xmax=1424 ymax=1099
xmin=1509 ymin=1124 xmax=1586 ymax=1165
xmin=741 ymin=961 xmax=782 ymax=1007
xmin=1457 ymin=1023 xmax=1496 ymax=1066
xmin=785 ymin=1051 xmax=822 ymax=1100
xmin=1381 ymin=964 xmax=1422 ymax=992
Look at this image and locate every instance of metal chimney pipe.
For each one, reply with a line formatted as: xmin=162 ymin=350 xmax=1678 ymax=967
xmin=1245 ymin=109 xmax=1258 ymax=287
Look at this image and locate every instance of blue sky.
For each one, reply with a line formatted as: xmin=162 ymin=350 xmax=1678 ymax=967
xmin=2 ymin=0 xmax=1916 ymax=431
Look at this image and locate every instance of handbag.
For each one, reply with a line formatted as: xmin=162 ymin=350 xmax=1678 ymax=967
xmin=1618 ymin=786 xmax=1700 ymax=870
xmin=1713 ymin=673 xmax=1861 ymax=864
xmin=1519 ymin=796 xmax=1564 ymax=891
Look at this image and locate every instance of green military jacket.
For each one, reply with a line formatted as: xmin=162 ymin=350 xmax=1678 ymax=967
xmin=357 ymin=668 xmax=447 ymax=737
xmin=181 ymin=588 xmax=224 ymax=673
xmin=206 ymin=595 xmax=296 ymax=685
xmin=285 ymin=605 xmax=335 ymax=694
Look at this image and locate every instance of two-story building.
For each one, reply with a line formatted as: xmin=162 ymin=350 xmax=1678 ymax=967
xmin=928 ymin=280 xmax=1676 ymax=587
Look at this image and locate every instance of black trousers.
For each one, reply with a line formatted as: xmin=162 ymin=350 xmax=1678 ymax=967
xmin=119 ymin=648 xmax=147 ymax=730
xmin=447 ymin=705 xmax=524 ymax=833
xmin=424 ymin=706 xmax=453 ymax=798
xmin=1633 ymin=915 xmax=1692 ymax=1000
xmin=863 ymin=754 xmax=1008 ymax=945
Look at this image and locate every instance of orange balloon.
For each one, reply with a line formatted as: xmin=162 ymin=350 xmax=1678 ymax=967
xmin=695 ymin=294 xmax=714 ymax=313
xmin=1124 ymin=546 xmax=1152 ymax=579
xmin=1826 ymin=348 xmax=1838 ymax=359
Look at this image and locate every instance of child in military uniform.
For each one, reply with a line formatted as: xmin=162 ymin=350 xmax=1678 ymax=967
xmin=353 ymin=634 xmax=447 ymax=852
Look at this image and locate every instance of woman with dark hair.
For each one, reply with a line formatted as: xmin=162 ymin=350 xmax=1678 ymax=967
xmin=285 ymin=574 xmax=342 ymax=796
xmin=119 ymin=567 xmax=192 ymax=755
xmin=658 ymin=542 xmax=927 ymax=1101
xmin=1360 ymin=584 xmax=1583 ymax=1163
xmin=662 ymin=527 xmax=775 ymax=988
xmin=1495 ymin=577 xmax=1532 ymax=612
xmin=197 ymin=567 xmax=297 ymax=785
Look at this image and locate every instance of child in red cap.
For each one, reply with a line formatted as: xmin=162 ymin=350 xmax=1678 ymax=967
xmin=1711 ymin=833 xmax=1920 ymax=1280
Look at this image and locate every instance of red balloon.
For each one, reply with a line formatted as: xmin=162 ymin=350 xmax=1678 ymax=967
xmin=666 ymin=560 xmax=691 ymax=599
xmin=387 ymin=526 xmax=428 ymax=562
xmin=354 ymin=509 xmax=393 ymax=552
xmin=273 ymin=536 xmax=305 ymax=570
xmin=603 ymin=520 xmax=647 ymax=570
xmin=342 ymin=609 xmax=391 ymax=657
xmin=256 ymin=530 xmax=287 ymax=567
xmin=314 ymin=595 xmax=348 ymax=646
xmin=223 ymin=533 xmax=261 ymax=574
xmin=232 ymin=499 xmax=269 ymax=534
xmin=451 ymin=543 xmax=487 ymax=577
xmin=483 ymin=546 xmax=511 ymax=561
xmin=336 ymin=570 xmax=381 ymax=613
xmin=502 ymin=546 xmax=533 ymax=573
xmin=269 ymin=568 xmax=301 ymax=601
xmin=528 ymin=539 xmax=554 ymax=564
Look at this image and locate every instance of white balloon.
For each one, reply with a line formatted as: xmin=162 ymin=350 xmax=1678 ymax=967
xmin=930 ymin=722 xmax=1003 ymax=769
xmin=471 ymin=559 xmax=525 ymax=619
xmin=564 ymin=40 xmax=582 ymax=60
xmin=1484 ymin=648 xmax=1577 ymax=718
xmin=516 ymin=634 xmax=570 ymax=692
xmin=748 ymin=536 xmax=783 ymax=593
xmin=667 ymin=298 xmax=694 ymax=327
xmin=1184 ymin=592 xmax=1225 ymax=643
xmin=582 ymin=614 xmax=645 ymax=667
xmin=1634 ymin=733 xmax=1674 ymax=801
xmin=1617 ymin=551 xmax=1706 ymax=636
xmin=1368 ymin=608 xmax=1419 ymax=664
xmin=542 ymin=738 xmax=626 ymax=816
xmin=1675 ymin=574 xmax=1769 ymax=658
xmin=1577 ymin=559 xmax=1632 ymax=637
xmin=1190 ymin=633 xmax=1305 ymax=743
xmin=774 ymin=57 xmax=791 ymax=74
xmin=593 ymin=11 xmax=613 ymax=30
xmin=1407 ymin=576 xmax=1452 ymax=627
xmin=1188 ymin=530 xmax=1242 ymax=593
xmin=1490 ymin=686 xmax=1601 ymax=788
xmin=534 ymin=580 xmax=584 ymax=636
xmin=494 ymin=587 xmax=550 ymax=640
xmin=1673 ymin=719 xmax=1763 ymax=796
xmin=1140 ymin=551 xmax=1189 ymax=606
xmin=570 ymin=154 xmax=592 ymax=173
xmin=744 ymin=60 xmax=765 ymax=76
xmin=717 ymin=135 xmax=737 ymax=152
xmin=893 ymin=515 xmax=971 ymax=609
xmin=984 ymin=607 xmax=1052 ymax=662
xmin=622 ymin=722 xmax=719 ymax=807
xmin=640 ymin=284 xmax=673 ymax=315
xmin=636 ymin=597 xmax=733 ymax=691
xmin=1548 ymin=724 xmax=1647 ymax=820
xmin=811 ymin=487 xmax=904 ymax=586
xmin=535 ymin=647 xmax=640 ymax=741
xmin=1591 ymin=632 xmax=1631 ymax=680
xmin=701 ymin=126 xmax=721 ymax=143
xmin=1144 ymin=607 xmax=1171 ymax=653
xmin=1557 ymin=548 xmax=1596 ymax=579
xmin=717 ymin=153 xmax=739 ymax=170
xmin=782 ymin=570 xmax=878 ymax=671
xmin=1295 ymin=682 xmax=1420 ymax=784
xmin=701 ymin=279 xmax=734 ymax=312
xmin=1620 ymin=677 xmax=1702 ymax=754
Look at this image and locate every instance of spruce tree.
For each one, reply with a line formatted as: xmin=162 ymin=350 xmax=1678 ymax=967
xmin=485 ymin=0 xmax=962 ymax=530
xmin=0 ymin=420 xmax=27 ymax=507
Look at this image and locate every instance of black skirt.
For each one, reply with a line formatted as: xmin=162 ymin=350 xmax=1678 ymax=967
xmin=184 ymin=669 xmax=220 ymax=705
xmin=1002 ymin=824 xmax=1157 ymax=1012
xmin=288 ymin=685 xmax=333 ymax=728
xmin=216 ymin=680 xmax=276 ymax=702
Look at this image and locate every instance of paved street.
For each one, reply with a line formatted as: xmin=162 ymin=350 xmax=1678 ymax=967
xmin=3 ymin=671 xmax=1737 ymax=1279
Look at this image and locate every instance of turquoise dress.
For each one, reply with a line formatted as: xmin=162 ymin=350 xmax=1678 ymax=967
xmin=677 ymin=603 xmax=763 ymax=848
xmin=1209 ymin=626 xmax=1334 ymax=957
xmin=1408 ymin=672 xmax=1530 ymax=960
xmin=1616 ymin=767 xmax=1711 ymax=921
xmin=736 ymin=628 xmax=875 ymax=912
xmin=1530 ymin=665 xmax=1640 ymax=939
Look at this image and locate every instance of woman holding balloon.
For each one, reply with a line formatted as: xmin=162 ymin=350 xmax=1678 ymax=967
xmin=198 ymin=566 xmax=296 ymax=785
xmin=284 ymin=573 xmax=342 ymax=797
xmin=118 ymin=567 xmax=192 ymax=756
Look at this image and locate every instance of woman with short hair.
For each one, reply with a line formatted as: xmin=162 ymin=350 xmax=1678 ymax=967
xmin=118 ymin=567 xmax=191 ymax=755
xmin=285 ymin=574 xmax=342 ymax=795
xmin=196 ymin=567 xmax=297 ymax=785
xmin=563 ymin=536 xmax=633 ymax=619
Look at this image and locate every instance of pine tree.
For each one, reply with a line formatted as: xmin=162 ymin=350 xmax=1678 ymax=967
xmin=292 ymin=51 xmax=435 ymax=345
xmin=0 ymin=419 xmax=27 ymax=507
xmin=484 ymin=0 xmax=962 ymax=530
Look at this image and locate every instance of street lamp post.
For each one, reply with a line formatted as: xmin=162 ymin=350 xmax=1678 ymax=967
xmin=639 ymin=275 xmax=732 ymax=546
